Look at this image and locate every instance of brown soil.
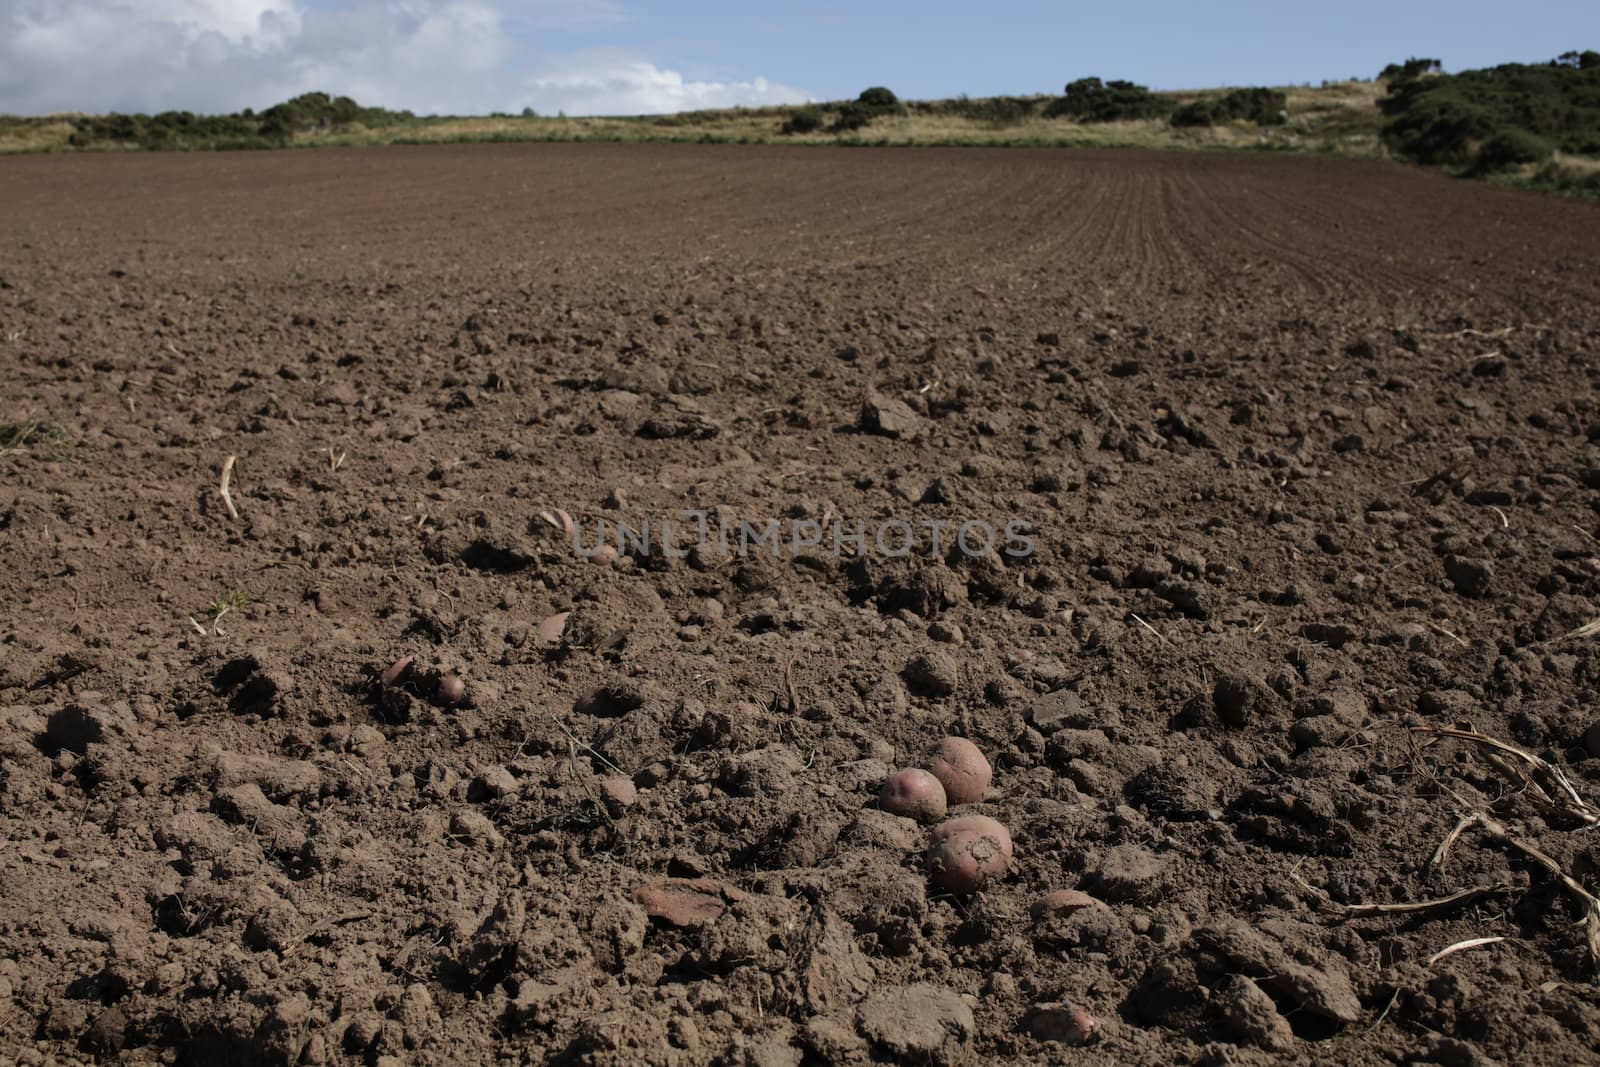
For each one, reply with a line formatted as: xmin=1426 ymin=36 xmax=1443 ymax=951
xmin=3 ymin=143 xmax=1600 ymax=1065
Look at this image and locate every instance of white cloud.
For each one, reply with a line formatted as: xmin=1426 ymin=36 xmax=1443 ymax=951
xmin=525 ymin=49 xmax=807 ymax=116
xmin=0 ymin=0 xmax=808 ymax=116
xmin=134 ymin=0 xmax=299 ymax=44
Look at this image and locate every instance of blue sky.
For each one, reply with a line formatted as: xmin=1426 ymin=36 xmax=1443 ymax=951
xmin=2 ymin=0 xmax=1597 ymax=116
xmin=526 ymin=1 xmax=1600 ymax=98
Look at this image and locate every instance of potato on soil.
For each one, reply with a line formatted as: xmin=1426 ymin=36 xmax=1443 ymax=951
xmin=879 ymin=768 xmax=948 ymax=823
xmin=927 ymin=736 xmax=991 ymax=804
xmin=436 ymin=674 xmax=467 ymax=706
xmin=926 ymin=814 xmax=1013 ymax=894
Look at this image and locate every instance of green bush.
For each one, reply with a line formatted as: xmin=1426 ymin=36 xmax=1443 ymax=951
xmin=68 ymin=92 xmax=414 ymax=150
xmin=1171 ymin=87 xmax=1288 ymax=127
xmin=781 ymin=106 xmax=825 ymax=134
xmin=828 ymin=89 xmax=903 ymax=133
xmin=1169 ymin=102 xmax=1209 ymax=128
xmin=1381 ymin=57 xmax=1600 ymax=167
xmin=831 ymin=104 xmax=876 ymax=132
xmin=1474 ymin=128 xmax=1554 ymax=171
xmin=1043 ymin=78 xmax=1173 ymax=122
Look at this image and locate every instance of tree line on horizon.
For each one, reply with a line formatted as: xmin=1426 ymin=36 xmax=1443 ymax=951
xmin=44 ymin=49 xmax=1600 ymax=182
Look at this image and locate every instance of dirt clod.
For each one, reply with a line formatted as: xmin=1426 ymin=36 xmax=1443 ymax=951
xmin=1026 ymin=1002 xmax=1101 ymax=1046
xmin=856 ymin=984 xmax=974 ymax=1064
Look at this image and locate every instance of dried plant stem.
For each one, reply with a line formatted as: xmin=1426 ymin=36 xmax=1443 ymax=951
xmin=1341 ymin=884 xmax=1509 ymax=917
xmin=1411 ymin=723 xmax=1599 ymax=826
xmin=1430 ymin=812 xmax=1479 ymax=870
xmin=219 ymin=454 xmax=239 ymax=520
xmin=1427 ymin=936 xmax=1506 ymax=966
xmin=1460 ymin=812 xmax=1600 ymax=966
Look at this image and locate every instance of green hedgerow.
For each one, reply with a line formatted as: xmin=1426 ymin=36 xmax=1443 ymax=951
xmin=1043 ymin=78 xmax=1172 ymax=123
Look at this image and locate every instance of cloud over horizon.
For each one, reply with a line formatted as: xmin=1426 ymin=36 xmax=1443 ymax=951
xmin=0 ymin=0 xmax=811 ymax=116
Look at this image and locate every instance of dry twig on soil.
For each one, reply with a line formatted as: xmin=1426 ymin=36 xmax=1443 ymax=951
xmin=1429 ymin=811 xmax=1480 ymax=871
xmin=1556 ymin=617 xmax=1600 ymax=643
xmin=219 ymin=454 xmax=239 ymax=520
xmin=1472 ymin=812 xmax=1600 ymax=966
xmin=1411 ymin=723 xmax=1600 ymax=825
xmin=1427 ymin=936 xmax=1506 ymax=966
xmin=1340 ymin=884 xmax=1511 ymax=917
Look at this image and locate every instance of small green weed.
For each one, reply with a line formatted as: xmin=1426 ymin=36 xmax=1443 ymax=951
xmin=0 ymin=419 xmax=72 ymax=459
xmin=205 ymin=589 xmax=264 ymax=617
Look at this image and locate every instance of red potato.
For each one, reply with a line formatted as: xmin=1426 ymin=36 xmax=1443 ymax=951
xmin=879 ymin=768 xmax=948 ymax=823
xmin=437 ymin=674 xmax=467 ymax=706
xmin=927 ymin=736 xmax=992 ymax=804
xmin=926 ymin=814 xmax=1013 ymax=894
xmin=589 ymin=544 xmax=619 ymax=566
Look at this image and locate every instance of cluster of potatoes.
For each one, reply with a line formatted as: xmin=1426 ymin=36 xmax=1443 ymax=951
xmin=878 ymin=737 xmax=1012 ymax=894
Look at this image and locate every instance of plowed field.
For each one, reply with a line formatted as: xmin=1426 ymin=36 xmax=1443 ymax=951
xmin=3 ymin=143 xmax=1600 ymax=1065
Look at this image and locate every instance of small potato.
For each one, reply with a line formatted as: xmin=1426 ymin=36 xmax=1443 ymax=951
xmin=589 ymin=544 xmax=619 ymax=566
xmin=927 ymin=736 xmax=992 ymax=804
xmin=926 ymin=814 xmax=1013 ymax=894
xmin=879 ymin=768 xmax=948 ymax=823
xmin=437 ymin=674 xmax=467 ymax=706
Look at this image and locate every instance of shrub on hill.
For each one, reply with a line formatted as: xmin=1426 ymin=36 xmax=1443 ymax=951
xmin=1380 ymin=56 xmax=1600 ymax=167
xmin=1170 ymin=87 xmax=1288 ymax=127
xmin=68 ymin=93 xmax=414 ymax=150
xmin=780 ymin=106 xmax=825 ymax=134
xmin=829 ymin=87 xmax=903 ymax=133
xmin=1474 ymin=128 xmax=1555 ymax=171
xmin=69 ymin=110 xmax=264 ymax=149
xmin=1043 ymin=78 xmax=1173 ymax=122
